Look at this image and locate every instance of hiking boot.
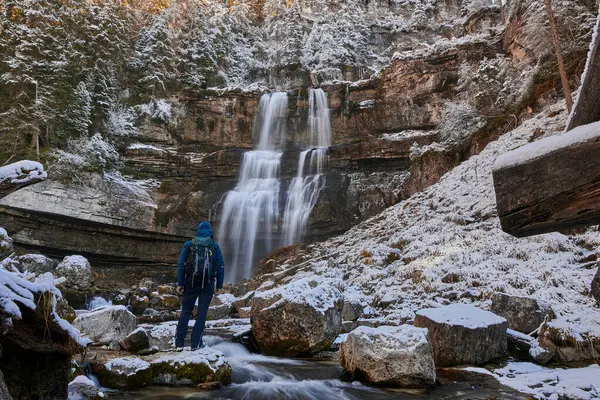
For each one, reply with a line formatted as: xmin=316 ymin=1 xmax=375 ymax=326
xmin=175 ymin=347 xmax=184 ymax=352
xmin=191 ymin=343 xmax=206 ymax=351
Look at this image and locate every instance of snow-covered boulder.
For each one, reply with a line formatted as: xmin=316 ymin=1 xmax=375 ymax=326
xmin=250 ymin=277 xmax=343 ymax=356
xmin=528 ymin=339 xmax=555 ymax=365
xmin=67 ymin=375 xmax=103 ymax=400
xmin=490 ymin=293 xmax=554 ymax=334
xmin=0 ymin=227 xmax=13 ymax=257
xmin=148 ymin=348 xmax=232 ymax=386
xmin=340 ymin=325 xmax=436 ymax=387
xmin=16 ymin=254 xmax=56 ymax=276
xmin=73 ymin=305 xmax=136 ymax=344
xmin=120 ymin=327 xmax=150 ymax=352
xmin=56 ymin=255 xmax=92 ymax=290
xmin=538 ymin=319 xmax=600 ymax=363
xmin=92 ymin=357 xmax=152 ymax=390
xmin=414 ymin=304 xmax=507 ymax=366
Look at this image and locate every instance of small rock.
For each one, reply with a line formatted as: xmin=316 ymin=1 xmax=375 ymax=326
xmin=342 ymin=320 xmax=359 ymax=333
xmin=490 ymin=293 xmax=555 ymax=334
xmin=414 ymin=304 xmax=507 ymax=367
xmin=441 ymin=272 xmax=461 ymax=283
xmin=120 ymin=328 xmax=150 ymax=352
xmin=143 ymin=308 xmax=160 ymax=316
xmin=157 ymin=285 xmax=174 ymax=295
xmin=68 ymin=375 xmax=102 ymax=400
xmin=529 ymin=339 xmax=555 ymax=365
xmin=207 ymin=304 xmax=233 ymax=320
xmin=56 ymin=255 xmax=92 ymax=290
xmin=16 ymin=254 xmax=56 ymax=275
xmin=73 ymin=305 xmax=137 ymax=344
xmin=197 ymin=381 xmax=222 ymax=390
xmin=137 ymin=346 xmax=160 ymax=356
xmin=340 ymin=325 xmax=436 ymax=387
xmin=108 ymin=340 xmax=121 ymax=351
xmin=341 ymin=299 xmax=364 ymax=322
xmin=442 ymin=291 xmax=459 ymax=301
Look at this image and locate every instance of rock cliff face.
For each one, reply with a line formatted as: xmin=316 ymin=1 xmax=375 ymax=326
xmin=0 ymin=0 xmax=595 ymax=288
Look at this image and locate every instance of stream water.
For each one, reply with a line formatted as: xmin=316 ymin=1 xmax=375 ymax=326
xmin=109 ymin=332 xmax=528 ymax=400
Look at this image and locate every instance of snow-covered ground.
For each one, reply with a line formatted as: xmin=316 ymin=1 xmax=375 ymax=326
xmin=272 ymin=100 xmax=600 ymax=342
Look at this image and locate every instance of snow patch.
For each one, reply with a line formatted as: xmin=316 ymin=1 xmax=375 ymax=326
xmin=416 ymin=304 xmax=506 ymax=329
xmin=494 ymin=121 xmax=600 ymax=170
xmin=105 ymin=357 xmax=151 ymax=375
xmin=493 ymin=362 xmax=600 ymax=400
xmin=0 ymin=160 xmax=47 ymax=184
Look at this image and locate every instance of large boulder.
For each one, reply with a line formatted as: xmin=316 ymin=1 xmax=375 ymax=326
xmin=56 ymin=255 xmax=92 ymax=290
xmin=16 ymin=254 xmax=56 ymax=275
xmin=0 ymin=369 xmax=12 ymax=400
xmin=339 ymin=325 xmax=436 ymax=387
xmin=414 ymin=304 xmax=507 ymax=366
xmin=592 ymin=267 xmax=600 ymax=305
xmin=67 ymin=375 xmax=103 ymax=400
xmin=250 ymin=277 xmax=343 ymax=356
xmin=490 ymin=293 xmax=555 ymax=334
xmin=120 ymin=328 xmax=150 ymax=352
xmin=73 ymin=305 xmax=136 ymax=344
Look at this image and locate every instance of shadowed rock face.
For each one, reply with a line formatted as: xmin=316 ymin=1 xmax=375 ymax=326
xmin=490 ymin=293 xmax=555 ymax=334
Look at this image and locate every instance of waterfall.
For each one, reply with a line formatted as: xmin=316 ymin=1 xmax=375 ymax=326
xmin=218 ymin=92 xmax=288 ymax=283
xmin=282 ymin=88 xmax=331 ymax=246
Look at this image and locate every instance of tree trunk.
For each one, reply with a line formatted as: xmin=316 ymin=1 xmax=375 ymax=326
xmin=544 ymin=0 xmax=574 ymax=113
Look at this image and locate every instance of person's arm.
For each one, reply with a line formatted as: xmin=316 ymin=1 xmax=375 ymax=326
xmin=215 ymin=244 xmax=225 ymax=290
xmin=177 ymin=241 xmax=191 ymax=287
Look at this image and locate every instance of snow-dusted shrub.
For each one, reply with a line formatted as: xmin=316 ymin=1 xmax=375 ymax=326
xmin=136 ymin=99 xmax=173 ymax=124
xmin=52 ymin=133 xmax=120 ymax=180
xmin=106 ymin=103 xmax=139 ymax=137
xmin=437 ymin=102 xmax=485 ymax=146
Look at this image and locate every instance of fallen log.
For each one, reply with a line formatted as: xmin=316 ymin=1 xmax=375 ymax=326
xmin=493 ymin=121 xmax=600 ymax=237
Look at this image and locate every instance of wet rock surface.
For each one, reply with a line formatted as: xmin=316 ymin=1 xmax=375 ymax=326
xmin=339 ymin=325 xmax=436 ymax=387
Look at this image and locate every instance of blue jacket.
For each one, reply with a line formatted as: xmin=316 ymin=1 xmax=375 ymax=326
xmin=178 ymin=221 xmax=225 ymax=289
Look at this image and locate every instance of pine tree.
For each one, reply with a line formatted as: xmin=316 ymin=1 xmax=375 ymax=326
xmin=176 ymin=4 xmax=218 ymax=88
xmin=132 ymin=9 xmax=177 ymax=95
xmin=263 ymin=2 xmax=305 ymax=69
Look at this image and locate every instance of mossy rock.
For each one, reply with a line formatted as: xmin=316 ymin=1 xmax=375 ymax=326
xmin=92 ymin=357 xmax=153 ymax=390
xmin=148 ymin=350 xmax=232 ymax=386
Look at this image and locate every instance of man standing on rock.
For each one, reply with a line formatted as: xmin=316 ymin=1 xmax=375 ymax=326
xmin=174 ymin=221 xmax=224 ymax=351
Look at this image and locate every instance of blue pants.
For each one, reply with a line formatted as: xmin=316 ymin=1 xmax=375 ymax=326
xmin=175 ymin=278 xmax=214 ymax=348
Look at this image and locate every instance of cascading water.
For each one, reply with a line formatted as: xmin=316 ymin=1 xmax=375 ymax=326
xmin=218 ymin=93 xmax=288 ymax=283
xmin=282 ymin=88 xmax=331 ymax=246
